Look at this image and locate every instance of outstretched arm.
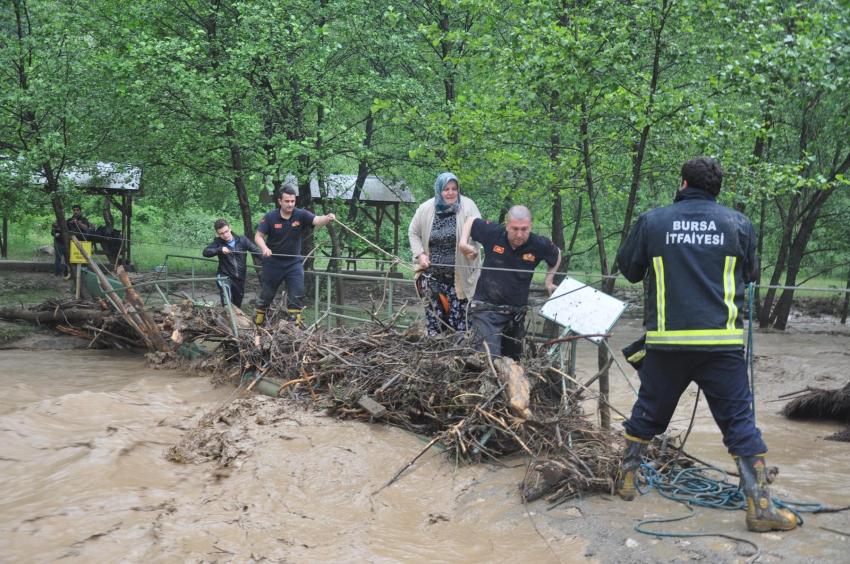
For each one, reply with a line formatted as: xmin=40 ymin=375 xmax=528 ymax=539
xmin=312 ymin=213 xmax=336 ymax=227
xmin=457 ymin=217 xmax=478 ymax=260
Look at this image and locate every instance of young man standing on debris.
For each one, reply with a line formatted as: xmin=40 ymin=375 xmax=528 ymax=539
xmin=614 ymin=157 xmax=797 ymax=533
xmin=458 ymin=205 xmax=560 ymax=359
xmin=253 ymin=184 xmax=335 ymax=326
xmin=203 ymin=219 xmax=261 ymax=309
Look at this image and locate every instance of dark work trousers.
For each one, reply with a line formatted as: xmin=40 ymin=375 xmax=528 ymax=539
xmin=624 ymin=349 xmax=767 ymax=457
xmin=469 ymin=309 xmax=526 ymax=360
xmin=257 ymin=259 xmax=305 ymax=310
xmin=217 ymin=277 xmax=245 ymax=308
xmin=54 ymin=239 xmax=68 ymax=276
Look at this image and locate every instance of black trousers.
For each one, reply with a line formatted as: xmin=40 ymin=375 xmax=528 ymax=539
xmin=624 ymin=349 xmax=767 ymax=456
xmin=469 ymin=309 xmax=526 ymax=360
xmin=218 ymin=277 xmax=245 ymax=308
xmin=257 ymin=259 xmax=305 ymax=310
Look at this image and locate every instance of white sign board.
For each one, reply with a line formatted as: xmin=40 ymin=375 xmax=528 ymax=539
xmin=539 ymin=277 xmax=627 ymax=343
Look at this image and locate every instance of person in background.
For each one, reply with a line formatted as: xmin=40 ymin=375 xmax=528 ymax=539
xmin=408 ymin=172 xmax=482 ymax=335
xmin=458 ymin=205 xmax=561 ymax=359
xmin=203 ymin=219 xmax=261 ymax=308
xmin=613 ymin=156 xmax=797 ymax=533
xmin=52 ymin=205 xmax=90 ymax=277
xmin=67 ymin=205 xmax=91 ymax=238
xmin=254 ymin=184 xmax=335 ymax=326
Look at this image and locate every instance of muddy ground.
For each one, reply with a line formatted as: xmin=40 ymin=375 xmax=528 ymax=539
xmin=1 ymin=270 xmax=849 ymax=563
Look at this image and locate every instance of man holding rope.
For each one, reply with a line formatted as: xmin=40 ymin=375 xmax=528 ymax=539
xmin=614 ymin=157 xmax=797 ymax=533
xmin=254 ymin=184 xmax=335 ymax=326
xmin=458 ymin=205 xmax=560 ymax=359
xmin=203 ymin=219 xmax=261 ymax=308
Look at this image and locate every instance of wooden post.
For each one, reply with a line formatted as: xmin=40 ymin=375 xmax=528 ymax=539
xmin=117 ymin=266 xmax=169 ymax=351
xmin=597 ymin=341 xmax=611 ymax=430
xmin=75 ymin=264 xmax=82 ymax=299
xmin=71 ymin=236 xmax=153 ymax=349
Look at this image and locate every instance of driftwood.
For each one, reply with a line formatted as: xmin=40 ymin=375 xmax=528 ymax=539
xmin=781 ymin=383 xmax=850 ymax=443
xmin=0 ymin=307 xmax=110 ymax=324
xmin=212 ymin=316 xmax=685 ymax=502
xmin=117 ymin=266 xmax=169 ymax=351
xmin=781 ymin=382 xmax=850 ymax=422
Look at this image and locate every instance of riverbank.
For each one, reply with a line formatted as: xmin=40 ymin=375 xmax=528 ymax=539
xmin=1 ymin=271 xmax=849 ymax=562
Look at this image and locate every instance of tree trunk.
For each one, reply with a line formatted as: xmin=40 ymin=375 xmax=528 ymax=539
xmin=759 ymin=200 xmax=795 ymax=328
xmin=580 ymin=103 xmax=611 ymax=293
xmin=561 ymin=195 xmax=583 ymax=273
xmin=840 ymin=265 xmax=850 ymax=325
xmin=1 ymin=215 xmax=7 ymax=258
xmin=770 ymin=190 xmax=833 ymax=329
xmin=613 ymin=0 xmax=671 ymax=281
xmin=225 ymin=116 xmax=253 ymax=240
xmin=348 ymin=111 xmax=374 ymax=221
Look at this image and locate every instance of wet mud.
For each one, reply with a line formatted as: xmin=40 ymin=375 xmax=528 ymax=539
xmin=1 ymin=315 xmax=849 ymax=562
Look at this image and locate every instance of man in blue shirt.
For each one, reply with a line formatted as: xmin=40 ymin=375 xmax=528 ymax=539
xmin=203 ymin=219 xmax=261 ymax=308
xmin=253 ymin=185 xmax=335 ymax=326
xmin=459 ymin=205 xmax=561 ymax=359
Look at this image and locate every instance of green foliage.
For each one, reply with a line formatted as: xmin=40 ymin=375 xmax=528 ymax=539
xmin=1 ymin=0 xmax=848 ymax=323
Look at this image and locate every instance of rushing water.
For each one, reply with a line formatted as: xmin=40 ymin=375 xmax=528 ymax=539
xmin=2 ymin=319 xmax=849 ymax=563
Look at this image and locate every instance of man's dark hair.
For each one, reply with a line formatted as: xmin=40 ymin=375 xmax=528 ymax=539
xmin=276 ymin=184 xmax=297 ymax=201
xmin=681 ymin=157 xmax=723 ymax=196
xmin=71 ymin=204 xmax=82 ymax=211
xmin=214 ymin=219 xmax=229 ymax=231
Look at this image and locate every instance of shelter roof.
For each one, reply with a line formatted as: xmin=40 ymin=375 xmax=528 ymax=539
xmin=29 ymin=161 xmax=142 ymax=192
xmin=287 ymin=174 xmax=415 ymax=204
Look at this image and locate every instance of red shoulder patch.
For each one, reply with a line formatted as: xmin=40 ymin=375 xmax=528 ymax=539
xmin=274 ymin=223 xmax=283 ymax=229
xmin=493 ymin=245 xmax=505 ymax=254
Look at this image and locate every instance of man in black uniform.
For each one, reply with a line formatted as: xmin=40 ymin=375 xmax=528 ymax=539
xmin=52 ymin=205 xmax=91 ymax=277
xmin=458 ymin=205 xmax=560 ymax=359
xmin=67 ymin=205 xmax=91 ymax=237
xmin=203 ymin=219 xmax=261 ymax=308
xmin=614 ymin=157 xmax=797 ymax=533
xmin=253 ymin=185 xmax=336 ymax=326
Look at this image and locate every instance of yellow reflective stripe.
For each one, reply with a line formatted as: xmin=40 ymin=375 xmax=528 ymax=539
xmin=724 ymin=256 xmax=738 ymax=330
xmin=646 ymin=328 xmax=744 ymax=345
xmin=624 ymin=433 xmax=650 ymax=444
xmin=652 ymin=256 xmax=665 ymax=332
xmin=627 ymin=349 xmax=646 ymax=364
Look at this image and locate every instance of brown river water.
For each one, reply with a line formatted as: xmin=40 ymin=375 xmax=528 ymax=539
xmin=1 ymin=317 xmax=849 ymax=563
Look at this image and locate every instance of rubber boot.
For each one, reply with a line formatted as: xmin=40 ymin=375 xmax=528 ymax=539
xmin=735 ymin=455 xmax=799 ymax=532
xmin=615 ymin=434 xmax=649 ymax=500
xmin=254 ymin=308 xmax=266 ymax=326
xmin=287 ymin=308 xmax=304 ymax=329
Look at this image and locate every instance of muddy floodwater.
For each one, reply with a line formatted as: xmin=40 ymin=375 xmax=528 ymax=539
xmin=1 ymin=317 xmax=849 ymax=563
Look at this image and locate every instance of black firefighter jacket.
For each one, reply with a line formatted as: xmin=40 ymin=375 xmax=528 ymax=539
xmin=203 ymin=235 xmax=261 ymax=283
xmin=616 ymin=187 xmax=759 ymax=351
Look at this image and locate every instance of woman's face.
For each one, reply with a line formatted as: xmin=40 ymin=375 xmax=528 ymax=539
xmin=442 ymin=180 xmax=459 ymax=205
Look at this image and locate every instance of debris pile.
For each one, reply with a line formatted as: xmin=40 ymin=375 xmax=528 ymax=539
xmin=3 ymin=290 xmax=688 ymax=503
xmin=782 ymin=383 xmax=850 ymax=442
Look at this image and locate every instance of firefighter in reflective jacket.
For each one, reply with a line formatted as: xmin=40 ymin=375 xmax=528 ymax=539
xmin=614 ymin=157 xmax=797 ymax=533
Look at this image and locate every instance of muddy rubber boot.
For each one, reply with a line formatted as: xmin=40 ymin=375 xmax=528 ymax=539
xmin=287 ymin=308 xmax=304 ymax=328
xmin=615 ymin=434 xmax=649 ymax=501
xmin=735 ymin=455 xmax=799 ymax=532
xmin=254 ymin=308 xmax=266 ymax=326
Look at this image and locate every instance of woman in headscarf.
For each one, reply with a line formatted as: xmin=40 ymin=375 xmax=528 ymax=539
xmin=408 ymin=172 xmax=481 ymax=335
